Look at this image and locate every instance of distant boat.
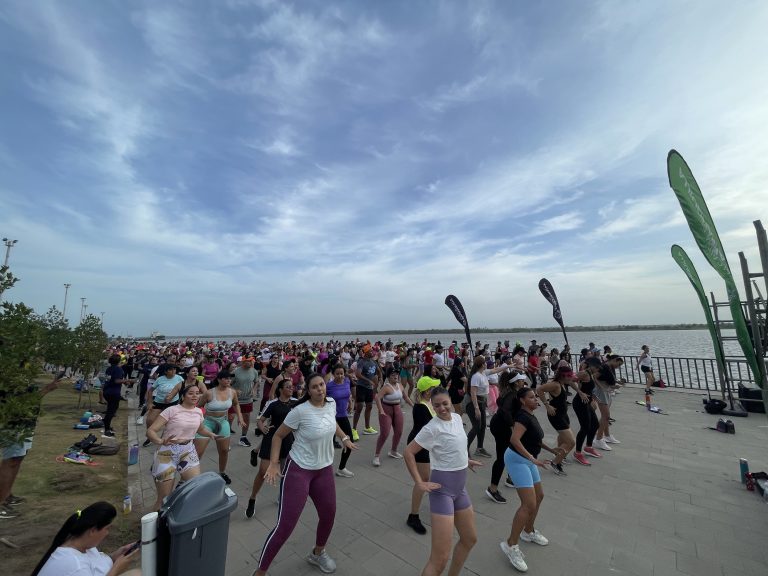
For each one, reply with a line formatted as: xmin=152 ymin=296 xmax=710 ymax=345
xmin=150 ymin=331 xmax=166 ymax=341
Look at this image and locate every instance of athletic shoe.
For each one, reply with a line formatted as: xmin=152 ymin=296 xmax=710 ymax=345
xmin=372 ymin=456 xmax=381 ymax=467
xmin=135 ymin=416 xmax=144 ymax=425
xmin=306 ymin=549 xmax=337 ymax=574
xmin=388 ymin=451 xmax=403 ymax=459
xmin=4 ymin=495 xmax=25 ymax=507
xmin=351 ymin=429 xmax=359 ymax=441
xmin=250 ymin=449 xmax=259 ymax=467
xmin=363 ymin=427 xmax=378 ymax=435
xmin=239 ymin=436 xmax=252 ymax=447
xmin=584 ymin=446 xmax=603 ymax=458
xmin=102 ymin=430 xmax=115 ymax=438
xmin=0 ymin=504 xmax=18 ymax=519
xmin=573 ymin=452 xmax=591 ymax=466
xmin=500 ymin=541 xmax=527 ymax=572
xmin=485 ymin=488 xmax=507 ymax=504
xmin=407 ymin=514 xmax=427 ymax=535
xmin=520 ymin=528 xmax=549 ymax=546
xmin=335 ymin=468 xmax=354 ymax=478
xmin=142 ymin=438 xmax=152 ymax=447
xmin=593 ymin=438 xmax=611 ymax=451
xmin=605 ymin=435 xmax=620 ymax=444
xmin=474 ymin=447 xmax=492 ymax=458
xmin=220 ymin=472 xmax=232 ymax=485
xmin=245 ymin=498 xmax=256 ymax=519
xmin=504 ymin=476 xmax=515 ymax=488
xmin=550 ymin=461 xmax=566 ymax=476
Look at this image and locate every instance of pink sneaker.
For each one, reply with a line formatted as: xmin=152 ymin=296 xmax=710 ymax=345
xmin=573 ymin=452 xmax=591 ymax=466
xmin=584 ymin=446 xmax=603 ymax=458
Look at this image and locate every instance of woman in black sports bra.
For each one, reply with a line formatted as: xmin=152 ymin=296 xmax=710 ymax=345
xmin=536 ymin=367 xmax=578 ymax=475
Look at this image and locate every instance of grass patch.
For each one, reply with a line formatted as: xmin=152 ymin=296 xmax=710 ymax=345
xmin=0 ymin=380 xmax=140 ymax=573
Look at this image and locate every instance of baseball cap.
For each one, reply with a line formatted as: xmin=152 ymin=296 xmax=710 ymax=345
xmin=416 ymin=376 xmax=441 ymax=393
xmin=510 ymin=373 xmax=528 ymax=383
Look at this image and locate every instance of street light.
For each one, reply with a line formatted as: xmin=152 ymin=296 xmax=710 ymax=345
xmin=80 ymin=297 xmax=86 ymax=323
xmin=2 ymin=238 xmax=18 ymax=267
xmin=63 ymin=283 xmax=71 ymax=318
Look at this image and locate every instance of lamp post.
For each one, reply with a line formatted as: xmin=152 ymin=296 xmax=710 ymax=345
xmin=80 ymin=297 xmax=86 ymax=323
xmin=2 ymin=238 xmax=17 ymax=267
xmin=63 ymin=283 xmax=71 ymax=318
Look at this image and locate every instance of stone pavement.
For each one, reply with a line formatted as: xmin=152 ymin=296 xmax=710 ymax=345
xmin=127 ymin=386 xmax=768 ymax=576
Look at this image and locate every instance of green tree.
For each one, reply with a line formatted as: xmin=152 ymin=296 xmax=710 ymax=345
xmin=71 ymin=314 xmax=108 ymax=378
xmin=36 ymin=306 xmax=75 ymax=370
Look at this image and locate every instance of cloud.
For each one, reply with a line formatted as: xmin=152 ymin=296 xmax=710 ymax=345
xmin=530 ymin=211 xmax=585 ymax=237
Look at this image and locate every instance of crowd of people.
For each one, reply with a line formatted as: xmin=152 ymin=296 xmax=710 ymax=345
xmin=16 ymin=337 xmax=657 ymax=575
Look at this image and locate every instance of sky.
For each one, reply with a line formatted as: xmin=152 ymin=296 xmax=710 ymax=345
xmin=1 ymin=0 xmax=768 ymax=337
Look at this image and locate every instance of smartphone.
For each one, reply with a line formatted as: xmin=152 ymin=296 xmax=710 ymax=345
xmin=123 ymin=539 xmax=141 ymax=556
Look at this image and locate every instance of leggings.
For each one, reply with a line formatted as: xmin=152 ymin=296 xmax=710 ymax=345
xmin=103 ymin=395 xmax=121 ymax=432
xmin=572 ymin=395 xmax=598 ymax=451
xmin=489 ymin=424 xmax=509 ymax=487
xmin=336 ymin=416 xmax=353 ymax=470
xmin=466 ymin=396 xmax=487 ymax=450
xmin=375 ymin=403 xmax=404 ymax=455
xmin=258 ymin=459 xmax=336 ymax=571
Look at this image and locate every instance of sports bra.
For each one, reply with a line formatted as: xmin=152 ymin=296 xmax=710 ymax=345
xmin=206 ymin=388 xmax=234 ymax=412
xmin=382 ymin=385 xmax=403 ymax=404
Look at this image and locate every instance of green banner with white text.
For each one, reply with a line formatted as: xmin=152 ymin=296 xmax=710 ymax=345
xmin=667 ymin=150 xmax=763 ymax=385
xmin=671 ymin=244 xmax=727 ymax=390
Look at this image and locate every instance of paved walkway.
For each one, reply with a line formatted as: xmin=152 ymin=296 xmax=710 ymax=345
xmin=128 ymin=387 xmax=768 ymax=576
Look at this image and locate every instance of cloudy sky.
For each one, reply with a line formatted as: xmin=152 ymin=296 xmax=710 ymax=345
xmin=1 ymin=1 xmax=767 ymax=336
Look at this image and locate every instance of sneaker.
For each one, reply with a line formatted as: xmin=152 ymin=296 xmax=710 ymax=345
xmin=388 ymin=450 xmax=403 ymax=459
xmin=573 ymin=452 xmax=591 ymax=466
xmin=504 ymin=476 xmax=515 ymax=488
xmin=520 ymin=528 xmax=549 ymax=546
xmin=4 ymin=495 xmax=25 ymax=507
xmin=552 ymin=462 xmax=567 ymax=476
xmin=363 ymin=427 xmax=378 ymax=435
xmin=306 ymin=549 xmax=337 ymax=573
xmin=351 ymin=429 xmax=359 ymax=442
xmin=135 ymin=416 xmax=144 ymax=425
xmin=220 ymin=472 xmax=232 ymax=485
xmin=307 ymin=550 xmax=336 ymax=574
xmin=485 ymin=488 xmax=507 ymax=504
xmin=239 ymin=436 xmax=252 ymax=447
xmin=0 ymin=504 xmax=18 ymax=519
xmin=500 ymin=541 xmax=527 ymax=572
xmin=593 ymin=438 xmax=611 ymax=451
xmin=245 ymin=498 xmax=256 ymax=519
xmin=335 ymin=468 xmax=354 ymax=478
xmin=102 ymin=430 xmax=115 ymax=438
xmin=142 ymin=438 xmax=152 ymax=447
xmin=605 ymin=435 xmax=621 ymax=444
xmin=250 ymin=449 xmax=259 ymax=467
xmin=474 ymin=447 xmax=492 ymax=458
xmin=372 ymin=456 xmax=381 ymax=467
xmin=583 ymin=446 xmax=603 ymax=458
xmin=406 ymin=513 xmax=427 ymax=535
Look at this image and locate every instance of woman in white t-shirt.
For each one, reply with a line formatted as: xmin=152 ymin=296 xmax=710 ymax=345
xmin=255 ymin=373 xmax=358 ymax=576
xmin=466 ymin=355 xmax=511 ymax=458
xmin=405 ymin=386 xmax=483 ymax=576
xmin=33 ymin=501 xmax=141 ymax=576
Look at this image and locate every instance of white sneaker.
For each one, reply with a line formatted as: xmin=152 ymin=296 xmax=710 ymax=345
xmin=500 ymin=541 xmax=528 ymax=572
xmin=605 ymin=435 xmax=621 ymax=444
xmin=372 ymin=456 xmax=381 ymax=467
xmin=519 ymin=528 xmax=549 ymax=546
xmin=594 ymin=438 xmax=612 ymax=451
xmin=335 ymin=468 xmax=354 ymax=478
xmin=388 ymin=450 xmax=403 ymax=459
xmin=135 ymin=416 xmax=144 ymax=425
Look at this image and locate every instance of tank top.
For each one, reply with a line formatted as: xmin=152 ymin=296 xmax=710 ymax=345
xmin=550 ymin=382 xmax=568 ymax=418
xmin=382 ymin=384 xmax=403 ymax=404
xmin=580 ymin=373 xmax=596 ymax=396
xmin=206 ymin=388 xmax=234 ymax=412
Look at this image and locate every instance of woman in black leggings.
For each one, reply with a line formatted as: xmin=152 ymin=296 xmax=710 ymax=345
xmin=572 ymin=357 xmax=603 ymax=466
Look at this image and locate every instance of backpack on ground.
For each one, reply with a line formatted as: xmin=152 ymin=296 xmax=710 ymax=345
xmin=84 ymin=443 xmax=120 ymax=456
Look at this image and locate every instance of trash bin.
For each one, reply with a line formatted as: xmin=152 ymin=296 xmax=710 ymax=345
xmin=155 ymin=471 xmax=238 ymax=576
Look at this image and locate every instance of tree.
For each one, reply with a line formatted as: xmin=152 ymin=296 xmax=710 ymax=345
xmin=71 ymin=314 xmax=108 ymax=378
xmin=36 ymin=306 xmax=75 ymax=370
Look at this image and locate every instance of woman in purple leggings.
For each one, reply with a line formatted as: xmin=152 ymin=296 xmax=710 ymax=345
xmin=256 ymin=373 xmax=357 ymax=575
xmin=405 ymin=386 xmax=483 ymax=576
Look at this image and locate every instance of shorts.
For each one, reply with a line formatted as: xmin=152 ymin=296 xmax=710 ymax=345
xmin=593 ymin=385 xmax=612 ymax=406
xmin=504 ymin=447 xmax=541 ymax=488
xmin=428 ymin=469 xmax=471 ymax=515
xmin=152 ymin=443 xmax=200 ymax=482
xmin=196 ymin=414 xmax=231 ymax=439
xmin=2 ymin=437 xmax=33 ymax=459
xmin=229 ymin=401 xmax=253 ymax=415
xmin=547 ymin=413 xmax=570 ymax=431
xmin=399 ymin=368 xmax=410 ymax=379
xmin=152 ymin=400 xmax=177 ymax=411
xmin=355 ymin=387 xmax=374 ymax=404
xmin=448 ymin=386 xmax=465 ymax=405
xmin=641 ymin=365 xmax=652 ymax=374
xmin=258 ymin=434 xmax=293 ymax=460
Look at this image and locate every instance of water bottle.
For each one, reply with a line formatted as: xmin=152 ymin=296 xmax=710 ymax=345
xmin=128 ymin=443 xmax=139 ymax=466
xmin=739 ymin=458 xmax=749 ymax=484
xmin=123 ymin=495 xmax=132 ymax=515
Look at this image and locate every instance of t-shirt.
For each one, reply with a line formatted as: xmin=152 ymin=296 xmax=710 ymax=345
xmin=470 ymin=371 xmax=490 ymax=396
xmin=283 ymin=400 xmax=337 ymax=469
xmin=103 ymin=365 xmax=124 ymax=398
xmin=433 ymin=352 xmax=445 ymax=367
xmin=153 ymin=374 xmax=183 ymax=404
xmin=261 ymin=398 xmax=298 ymax=443
xmin=512 ymin=411 xmax=544 ymax=458
xmin=414 ymin=413 xmax=468 ymax=471
xmin=356 ymin=358 xmax=378 ymax=389
xmin=233 ymin=366 xmax=258 ymax=402
xmin=38 ymin=546 xmax=113 ymax=576
xmin=160 ymin=405 xmax=204 ymax=440
xmin=326 ymin=378 xmax=352 ymax=417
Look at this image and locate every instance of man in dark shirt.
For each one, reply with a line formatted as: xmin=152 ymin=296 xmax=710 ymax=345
xmin=353 ymin=345 xmax=380 ymax=441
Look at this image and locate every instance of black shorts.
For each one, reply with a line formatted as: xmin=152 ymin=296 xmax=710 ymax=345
xmin=355 ymin=387 xmax=374 ymax=404
xmin=415 ymin=448 xmax=430 ymax=464
xmin=448 ymin=387 xmax=465 ymax=405
xmin=152 ymin=400 xmax=177 ymax=411
xmin=258 ymin=434 xmax=293 ymax=460
xmin=641 ymin=365 xmax=652 ymax=374
xmin=547 ymin=414 xmax=570 ymax=431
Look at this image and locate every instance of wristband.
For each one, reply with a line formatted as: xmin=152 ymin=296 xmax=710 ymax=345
xmin=340 ymin=435 xmax=350 ymax=443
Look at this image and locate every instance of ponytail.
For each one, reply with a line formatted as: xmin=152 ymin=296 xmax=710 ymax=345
xmin=32 ymin=501 xmax=117 ymax=576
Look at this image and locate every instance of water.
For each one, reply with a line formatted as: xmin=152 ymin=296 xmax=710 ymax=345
xmin=171 ymin=328 xmax=742 ymax=360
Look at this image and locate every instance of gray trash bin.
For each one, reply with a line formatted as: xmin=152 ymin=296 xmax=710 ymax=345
xmin=156 ymin=471 xmax=238 ymax=576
